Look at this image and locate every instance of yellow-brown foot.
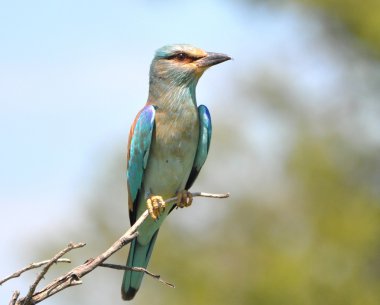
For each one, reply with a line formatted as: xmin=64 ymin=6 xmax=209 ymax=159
xmin=176 ymin=190 xmax=193 ymax=209
xmin=147 ymin=195 xmax=166 ymax=220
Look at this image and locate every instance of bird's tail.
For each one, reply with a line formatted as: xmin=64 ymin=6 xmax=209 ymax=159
xmin=121 ymin=230 xmax=159 ymax=300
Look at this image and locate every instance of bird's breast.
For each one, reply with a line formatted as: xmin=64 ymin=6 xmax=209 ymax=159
xmin=157 ymin=111 xmax=198 ymax=156
xmin=143 ymin=105 xmax=199 ymax=198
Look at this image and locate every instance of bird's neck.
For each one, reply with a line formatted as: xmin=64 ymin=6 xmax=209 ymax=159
xmin=147 ymin=77 xmax=198 ymax=112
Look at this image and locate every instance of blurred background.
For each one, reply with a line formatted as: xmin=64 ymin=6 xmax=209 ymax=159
xmin=1 ymin=0 xmax=380 ymax=304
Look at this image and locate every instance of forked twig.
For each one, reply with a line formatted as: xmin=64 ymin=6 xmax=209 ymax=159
xmin=22 ymin=243 xmax=85 ymax=305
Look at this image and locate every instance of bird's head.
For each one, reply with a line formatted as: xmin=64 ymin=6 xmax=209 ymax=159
xmin=149 ymin=44 xmax=231 ymax=87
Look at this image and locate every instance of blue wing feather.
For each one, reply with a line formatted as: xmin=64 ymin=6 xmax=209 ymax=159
xmin=127 ymin=105 xmax=156 ymax=224
xmin=185 ymin=104 xmax=212 ymax=189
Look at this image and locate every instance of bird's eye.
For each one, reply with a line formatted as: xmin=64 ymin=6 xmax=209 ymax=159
xmin=167 ymin=52 xmax=193 ymax=62
xmin=175 ymin=53 xmax=187 ymax=61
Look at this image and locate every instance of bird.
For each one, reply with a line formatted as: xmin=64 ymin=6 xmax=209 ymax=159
xmin=121 ymin=44 xmax=230 ymax=300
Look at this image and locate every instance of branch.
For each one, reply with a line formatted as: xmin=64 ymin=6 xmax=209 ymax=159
xmin=0 ymin=259 xmax=71 ymax=286
xmin=5 ymin=191 xmax=229 ymax=304
xmin=9 ymin=291 xmax=20 ymax=305
xmin=99 ymin=263 xmax=175 ymax=288
xmin=22 ymin=243 xmax=84 ymax=305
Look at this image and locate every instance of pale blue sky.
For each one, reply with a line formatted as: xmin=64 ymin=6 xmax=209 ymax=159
xmin=0 ymin=1 xmax=337 ymax=303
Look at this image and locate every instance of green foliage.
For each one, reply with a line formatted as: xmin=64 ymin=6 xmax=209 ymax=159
xmin=248 ymin=0 xmax=380 ymax=57
xmin=300 ymin=0 xmax=380 ymax=57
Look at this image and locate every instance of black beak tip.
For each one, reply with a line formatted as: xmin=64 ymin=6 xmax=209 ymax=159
xmin=198 ymin=52 xmax=232 ymax=67
xmin=219 ymin=55 xmax=232 ymax=63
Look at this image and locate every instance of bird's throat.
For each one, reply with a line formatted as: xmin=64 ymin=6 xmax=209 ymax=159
xmin=148 ymin=76 xmax=198 ymax=111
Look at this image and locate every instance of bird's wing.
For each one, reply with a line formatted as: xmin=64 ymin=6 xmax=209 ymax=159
xmin=127 ymin=105 xmax=156 ymax=225
xmin=185 ymin=104 xmax=212 ymax=190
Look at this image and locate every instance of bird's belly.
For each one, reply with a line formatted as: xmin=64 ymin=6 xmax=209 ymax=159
xmin=144 ymin=129 xmax=198 ymax=198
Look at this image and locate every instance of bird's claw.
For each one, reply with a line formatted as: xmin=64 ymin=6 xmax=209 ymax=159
xmin=147 ymin=196 xmax=166 ymax=220
xmin=176 ymin=190 xmax=193 ymax=208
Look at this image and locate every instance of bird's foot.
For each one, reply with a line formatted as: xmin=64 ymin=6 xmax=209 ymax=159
xmin=147 ymin=195 xmax=166 ymax=220
xmin=176 ymin=190 xmax=193 ymax=208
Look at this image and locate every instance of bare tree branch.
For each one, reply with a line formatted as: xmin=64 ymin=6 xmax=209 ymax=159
xmin=21 ymin=243 xmax=85 ymax=305
xmin=99 ymin=263 xmax=175 ymax=288
xmin=3 ymin=191 xmax=229 ymax=305
xmin=9 ymin=291 xmax=20 ymax=305
xmin=0 ymin=259 xmax=71 ymax=286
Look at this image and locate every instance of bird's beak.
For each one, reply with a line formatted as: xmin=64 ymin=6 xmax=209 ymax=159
xmin=196 ymin=52 xmax=231 ymax=68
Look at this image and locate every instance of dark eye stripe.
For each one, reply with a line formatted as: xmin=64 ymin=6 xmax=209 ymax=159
xmin=167 ymin=52 xmax=197 ymax=62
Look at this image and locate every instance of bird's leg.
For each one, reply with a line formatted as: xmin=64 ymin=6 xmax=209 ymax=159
xmin=147 ymin=196 xmax=166 ymax=220
xmin=176 ymin=190 xmax=193 ymax=208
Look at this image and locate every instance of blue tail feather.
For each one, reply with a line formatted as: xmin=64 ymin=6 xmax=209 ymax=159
xmin=121 ymin=230 xmax=159 ymax=300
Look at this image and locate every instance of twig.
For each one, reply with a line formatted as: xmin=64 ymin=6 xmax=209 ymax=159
xmin=11 ymin=191 xmax=229 ymax=304
xmin=0 ymin=259 xmax=71 ymax=286
xmin=99 ymin=263 xmax=175 ymax=288
xmin=166 ymin=191 xmax=230 ymax=204
xmin=22 ymin=243 xmax=84 ymax=305
xmin=9 ymin=291 xmax=20 ymax=305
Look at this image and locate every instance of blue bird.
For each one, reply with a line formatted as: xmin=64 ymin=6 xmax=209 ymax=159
xmin=121 ymin=44 xmax=230 ymax=300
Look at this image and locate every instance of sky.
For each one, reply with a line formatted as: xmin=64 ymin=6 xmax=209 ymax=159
xmin=0 ymin=1 xmax=335 ymax=303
